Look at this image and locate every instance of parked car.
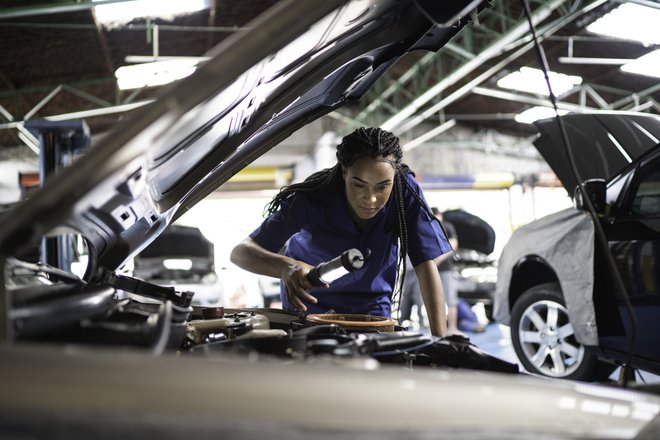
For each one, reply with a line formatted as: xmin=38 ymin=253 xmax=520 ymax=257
xmin=443 ymin=209 xmax=497 ymax=319
xmin=494 ymin=112 xmax=660 ymax=382
xmin=133 ymin=225 xmax=223 ymax=307
xmin=1 ymin=2 xmax=660 ymax=438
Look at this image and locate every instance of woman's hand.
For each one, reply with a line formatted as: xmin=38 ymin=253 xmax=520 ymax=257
xmin=280 ymin=260 xmax=325 ymax=312
xmin=230 ymin=238 xmax=327 ymax=312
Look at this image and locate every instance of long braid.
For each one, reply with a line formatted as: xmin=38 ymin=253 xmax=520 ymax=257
xmin=399 ymin=171 xmax=451 ymax=240
xmin=391 ymin=167 xmax=409 ymax=317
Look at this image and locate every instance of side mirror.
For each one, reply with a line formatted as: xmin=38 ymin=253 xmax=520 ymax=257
xmin=574 ymin=178 xmax=607 ymax=216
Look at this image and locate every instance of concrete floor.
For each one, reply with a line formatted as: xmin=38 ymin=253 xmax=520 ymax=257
xmin=467 ymin=319 xmax=660 ymax=386
xmin=468 ymin=322 xmax=519 ymax=366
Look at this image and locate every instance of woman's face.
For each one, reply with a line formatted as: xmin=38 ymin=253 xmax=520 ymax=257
xmin=343 ymin=156 xmax=396 ymax=226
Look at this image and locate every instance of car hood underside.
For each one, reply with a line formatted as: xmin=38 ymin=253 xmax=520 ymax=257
xmin=533 ymin=112 xmax=660 ymax=194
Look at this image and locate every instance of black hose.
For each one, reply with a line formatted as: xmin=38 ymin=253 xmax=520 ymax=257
xmin=521 ymin=0 xmax=637 ymax=387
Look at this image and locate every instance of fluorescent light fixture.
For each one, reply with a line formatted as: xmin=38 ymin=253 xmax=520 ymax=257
xmin=497 ymin=67 xmax=582 ymax=96
xmin=403 ymin=119 xmax=456 ymax=151
xmin=17 ymin=131 xmax=40 ymax=154
xmin=515 ymin=106 xmax=568 ymax=124
xmin=125 ymin=55 xmax=211 ymax=64
xmin=586 ymin=3 xmax=660 ymax=45
xmin=94 ymin=0 xmax=210 ymax=23
xmin=45 ymin=100 xmax=153 ymax=121
xmin=115 ymin=59 xmax=199 ymax=90
xmin=621 ymin=49 xmax=660 ymax=79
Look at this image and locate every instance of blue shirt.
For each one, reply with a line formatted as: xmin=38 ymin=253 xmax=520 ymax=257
xmin=249 ymin=173 xmax=451 ymax=317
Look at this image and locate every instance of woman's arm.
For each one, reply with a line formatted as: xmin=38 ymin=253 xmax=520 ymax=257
xmin=230 ymin=237 xmax=319 ymax=311
xmin=414 ymin=259 xmax=447 ymax=337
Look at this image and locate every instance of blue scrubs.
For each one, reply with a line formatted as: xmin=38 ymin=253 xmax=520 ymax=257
xmin=249 ymin=173 xmax=451 ymax=317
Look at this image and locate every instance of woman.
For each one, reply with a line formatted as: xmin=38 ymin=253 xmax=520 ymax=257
xmin=230 ymin=127 xmax=451 ymax=336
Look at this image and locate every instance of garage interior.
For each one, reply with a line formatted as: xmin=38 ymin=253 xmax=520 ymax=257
xmin=1 ymin=0 xmax=660 ymax=391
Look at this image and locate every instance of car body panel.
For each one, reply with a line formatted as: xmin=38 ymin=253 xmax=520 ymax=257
xmin=1 ymin=344 xmax=659 ymax=439
xmin=533 ymin=112 xmax=660 ymax=194
xmin=494 ymin=207 xmax=598 ymax=345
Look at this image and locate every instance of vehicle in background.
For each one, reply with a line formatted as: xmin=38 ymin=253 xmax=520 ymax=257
xmin=494 ymin=112 xmax=660 ymax=382
xmin=133 ymin=225 xmax=223 ymax=307
xmin=258 ymin=275 xmax=282 ymax=308
xmin=443 ymin=209 xmax=497 ymax=319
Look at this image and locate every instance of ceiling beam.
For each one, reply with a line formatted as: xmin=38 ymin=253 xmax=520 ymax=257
xmin=471 ymin=86 xmax=598 ymax=112
xmin=609 ymin=83 xmax=660 ymax=110
xmin=403 ymin=119 xmax=456 ymax=151
xmin=368 ymin=0 xmax=613 ymax=141
xmin=392 ymin=7 xmax=585 ymax=135
xmin=0 ymin=105 xmax=13 ymax=122
xmin=0 ymin=100 xmax=153 ymax=130
xmin=380 ymin=0 xmax=573 ymax=132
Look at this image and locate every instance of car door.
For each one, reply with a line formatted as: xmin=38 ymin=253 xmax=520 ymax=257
xmin=602 ymin=149 xmax=660 ymax=368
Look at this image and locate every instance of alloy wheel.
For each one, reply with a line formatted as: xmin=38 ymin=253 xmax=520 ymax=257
xmin=517 ymin=299 xmax=584 ymax=377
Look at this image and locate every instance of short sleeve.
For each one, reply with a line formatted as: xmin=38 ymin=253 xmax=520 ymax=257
xmin=249 ymin=196 xmax=309 ymax=253
xmin=403 ymin=174 xmax=452 ymax=266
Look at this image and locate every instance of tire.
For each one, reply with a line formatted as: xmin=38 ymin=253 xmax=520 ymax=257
xmin=510 ymin=282 xmax=615 ymax=382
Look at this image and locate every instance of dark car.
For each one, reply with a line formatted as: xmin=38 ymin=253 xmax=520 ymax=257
xmin=443 ymin=209 xmax=497 ymax=318
xmin=133 ymin=225 xmax=223 ymax=307
xmin=494 ymin=112 xmax=660 ymax=382
xmin=1 ymin=2 xmax=660 ymax=439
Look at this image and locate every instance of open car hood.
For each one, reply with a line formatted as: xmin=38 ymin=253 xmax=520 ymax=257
xmin=0 ymin=0 xmax=487 ymax=274
xmin=442 ymin=209 xmax=495 ymax=255
xmin=533 ymin=112 xmax=660 ymax=194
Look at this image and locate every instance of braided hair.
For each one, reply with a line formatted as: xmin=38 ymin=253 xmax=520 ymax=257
xmin=265 ymin=127 xmax=439 ymax=313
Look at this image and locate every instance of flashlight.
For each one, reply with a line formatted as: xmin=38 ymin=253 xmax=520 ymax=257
xmin=307 ymin=248 xmax=370 ymax=287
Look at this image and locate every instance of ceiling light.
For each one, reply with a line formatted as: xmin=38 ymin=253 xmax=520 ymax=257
xmin=497 ymin=67 xmax=582 ymax=96
xmin=115 ymin=59 xmax=200 ymax=90
xmin=586 ymin=3 xmax=660 ymax=45
xmin=403 ymin=119 xmax=456 ymax=151
xmin=94 ymin=0 xmax=210 ymax=24
xmin=515 ymin=106 xmax=568 ymax=124
xmin=621 ymin=49 xmax=660 ymax=79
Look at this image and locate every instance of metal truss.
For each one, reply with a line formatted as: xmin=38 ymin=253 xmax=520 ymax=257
xmin=472 ymin=82 xmax=660 ymax=114
xmin=3 ymin=0 xmax=659 ymax=158
xmin=0 ymin=0 xmax=239 ymax=150
xmin=337 ymin=0 xmax=655 ymax=145
xmin=421 ymin=127 xmax=541 ymax=159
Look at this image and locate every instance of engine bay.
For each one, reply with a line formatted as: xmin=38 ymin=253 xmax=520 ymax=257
xmin=7 ymin=256 xmax=518 ymax=374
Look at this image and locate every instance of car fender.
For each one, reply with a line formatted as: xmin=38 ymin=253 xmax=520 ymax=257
xmin=494 ymin=207 xmax=600 ymax=346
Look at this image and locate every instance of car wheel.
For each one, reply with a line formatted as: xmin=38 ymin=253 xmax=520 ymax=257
xmin=510 ymin=282 xmax=614 ymax=381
